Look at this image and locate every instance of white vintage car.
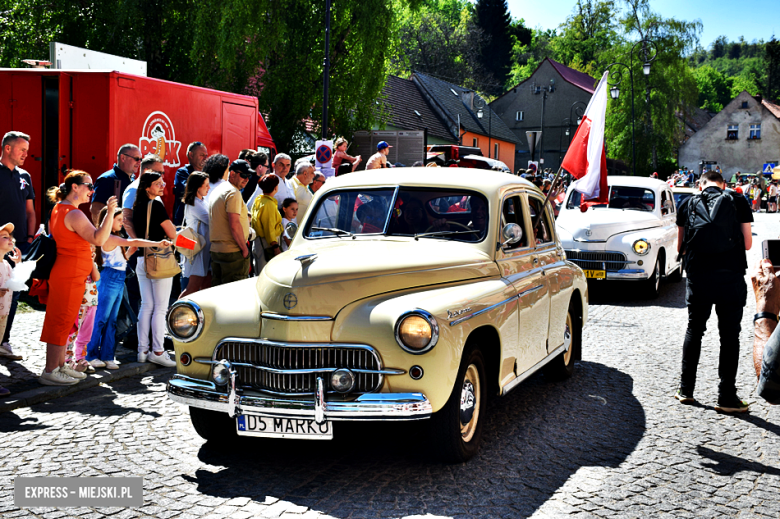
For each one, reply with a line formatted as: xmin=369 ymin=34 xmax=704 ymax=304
xmin=556 ymin=176 xmax=683 ymax=297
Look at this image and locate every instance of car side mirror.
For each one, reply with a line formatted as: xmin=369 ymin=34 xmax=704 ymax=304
xmin=286 ymin=221 xmax=299 ymax=240
xmin=501 ymin=223 xmax=523 ymax=246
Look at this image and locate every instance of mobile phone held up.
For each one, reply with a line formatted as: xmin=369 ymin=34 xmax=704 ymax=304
xmin=762 ymin=240 xmax=780 ymax=267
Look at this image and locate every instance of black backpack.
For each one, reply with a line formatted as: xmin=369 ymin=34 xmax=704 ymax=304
xmin=22 ymin=233 xmax=57 ymax=280
xmin=682 ymin=190 xmax=741 ymax=256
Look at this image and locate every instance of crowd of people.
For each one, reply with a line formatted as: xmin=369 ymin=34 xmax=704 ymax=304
xmin=0 ymin=131 xmax=331 ymax=393
xmin=664 ymin=167 xmax=778 ymax=214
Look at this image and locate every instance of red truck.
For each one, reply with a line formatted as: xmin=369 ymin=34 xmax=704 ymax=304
xmin=0 ymin=69 xmax=276 ymax=224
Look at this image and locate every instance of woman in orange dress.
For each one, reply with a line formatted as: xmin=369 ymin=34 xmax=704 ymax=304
xmin=39 ymin=171 xmax=117 ymax=386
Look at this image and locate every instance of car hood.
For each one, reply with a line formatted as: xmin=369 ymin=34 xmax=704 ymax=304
xmin=259 ymin=239 xmax=499 ymax=316
xmin=557 ymin=208 xmax=662 ymax=242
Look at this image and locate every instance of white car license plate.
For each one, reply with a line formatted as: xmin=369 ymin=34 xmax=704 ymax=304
xmin=584 ymin=269 xmax=606 ymax=279
xmin=236 ymin=415 xmax=333 ymax=439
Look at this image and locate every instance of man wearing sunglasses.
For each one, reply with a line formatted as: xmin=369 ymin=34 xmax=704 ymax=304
xmin=208 ymin=159 xmax=253 ymax=286
xmin=173 ymin=141 xmax=208 ymax=226
xmin=91 ymin=144 xmax=142 ymax=224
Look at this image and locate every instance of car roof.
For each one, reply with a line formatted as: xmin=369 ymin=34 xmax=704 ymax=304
xmin=606 ymin=175 xmax=670 ymax=189
xmin=320 ymin=167 xmax=539 ymax=197
xmin=672 ymin=187 xmax=698 ymax=193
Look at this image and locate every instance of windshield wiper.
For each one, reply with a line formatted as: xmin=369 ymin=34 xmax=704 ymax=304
xmin=310 ymin=226 xmax=353 ymax=237
xmin=414 ymin=230 xmax=481 ymax=240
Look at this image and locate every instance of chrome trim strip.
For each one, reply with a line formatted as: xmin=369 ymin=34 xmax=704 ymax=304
xmin=518 ymin=284 xmax=544 ymax=298
xmin=260 ymin=312 xmax=333 ymax=322
xmin=167 ymin=375 xmax=433 ymax=421
xmin=449 ymin=295 xmax=516 ymax=327
xmin=501 ymin=342 xmax=568 ymax=395
xmin=573 ymin=238 xmax=607 ymax=243
xmin=294 ymin=253 xmax=318 ymax=263
xmin=394 ymin=309 xmax=440 ymax=355
xmin=166 ymin=300 xmax=205 ymax=343
xmin=606 ymin=269 xmax=648 ymax=280
xmin=315 ymin=377 xmax=326 ymax=423
xmin=194 ymin=357 xmax=404 ymax=376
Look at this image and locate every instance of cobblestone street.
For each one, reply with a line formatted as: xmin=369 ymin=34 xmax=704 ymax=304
xmin=1 ymin=214 xmax=780 ymax=518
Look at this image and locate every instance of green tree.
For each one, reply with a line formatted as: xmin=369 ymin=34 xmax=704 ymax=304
xmin=692 ymin=65 xmax=731 ymax=112
xmin=474 ymin=0 xmax=513 ymax=86
xmin=507 ymin=26 xmax=556 ymax=87
xmin=549 ymin=0 xmax=620 ymax=77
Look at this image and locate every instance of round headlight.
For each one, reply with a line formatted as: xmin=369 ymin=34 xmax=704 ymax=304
xmin=330 ymin=369 xmax=355 ymax=393
xmin=212 ymin=360 xmax=231 ymax=386
xmin=167 ymin=302 xmax=203 ymax=342
xmin=395 ymin=310 xmax=439 ymax=354
xmin=632 ymin=238 xmax=650 ymax=255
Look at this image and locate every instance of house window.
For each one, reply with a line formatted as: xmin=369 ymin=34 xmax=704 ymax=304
xmin=741 ymin=101 xmax=749 ymax=109
xmin=494 ymin=143 xmax=499 ymax=160
xmin=726 ymin=125 xmax=739 ymax=140
xmin=516 ymin=111 xmax=524 ymax=121
xmin=472 ymin=138 xmax=478 ymax=147
xmin=750 ymin=124 xmax=761 ymax=140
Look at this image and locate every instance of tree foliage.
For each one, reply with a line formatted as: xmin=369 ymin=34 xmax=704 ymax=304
xmin=549 ymin=0 xmax=620 ymax=77
xmin=474 ymin=0 xmax=513 ymax=88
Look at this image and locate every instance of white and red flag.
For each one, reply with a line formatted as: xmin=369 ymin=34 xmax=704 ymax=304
xmin=561 ymin=71 xmax=609 ymax=212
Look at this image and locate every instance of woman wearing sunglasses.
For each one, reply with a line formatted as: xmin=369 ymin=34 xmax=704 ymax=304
xmin=40 ymin=171 xmax=118 ymax=386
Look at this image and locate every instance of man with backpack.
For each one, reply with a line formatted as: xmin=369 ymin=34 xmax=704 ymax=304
xmin=675 ymin=170 xmax=753 ymax=412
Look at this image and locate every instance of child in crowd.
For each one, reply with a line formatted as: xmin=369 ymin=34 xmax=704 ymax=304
xmin=0 ymin=223 xmax=22 ymax=397
xmin=64 ymin=246 xmax=100 ymax=375
xmin=280 ymin=198 xmax=298 ymax=252
xmin=86 ymin=207 xmax=171 ymax=370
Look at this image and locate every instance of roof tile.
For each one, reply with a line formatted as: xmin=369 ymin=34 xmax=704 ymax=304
xmin=380 ymin=76 xmax=455 ymax=142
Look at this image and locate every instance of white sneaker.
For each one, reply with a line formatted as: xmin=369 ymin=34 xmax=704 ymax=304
xmin=148 ymin=351 xmax=176 ymax=368
xmin=104 ymin=360 xmax=119 ymax=370
xmin=0 ymin=342 xmax=23 ymax=360
xmin=89 ymin=359 xmax=106 ymax=368
xmin=39 ymin=367 xmax=79 ymax=386
xmin=59 ymin=363 xmax=87 ymax=380
xmin=137 ymin=351 xmax=148 ymax=363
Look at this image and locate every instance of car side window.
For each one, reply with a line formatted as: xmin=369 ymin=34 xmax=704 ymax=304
xmin=501 ymin=195 xmax=528 ymax=250
xmin=660 ymin=190 xmax=671 ymax=215
xmin=527 ymin=196 xmax=554 ymax=246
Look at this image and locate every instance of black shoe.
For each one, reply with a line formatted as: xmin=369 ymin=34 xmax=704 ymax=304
xmin=715 ymin=397 xmax=749 ymax=413
xmin=674 ymin=388 xmax=695 ymax=404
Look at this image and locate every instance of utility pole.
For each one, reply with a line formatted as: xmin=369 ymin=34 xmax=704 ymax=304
xmin=321 ymin=0 xmax=331 ymax=140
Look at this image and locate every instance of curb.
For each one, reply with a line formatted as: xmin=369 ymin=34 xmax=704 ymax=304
xmin=0 ymin=361 xmax=171 ymax=413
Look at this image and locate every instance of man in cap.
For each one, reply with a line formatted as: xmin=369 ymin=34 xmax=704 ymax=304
xmin=365 ymin=141 xmax=392 ymax=170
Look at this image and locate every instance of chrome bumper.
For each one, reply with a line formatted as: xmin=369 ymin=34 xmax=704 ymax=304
xmin=167 ymin=374 xmax=433 ymax=422
xmin=606 ymin=269 xmax=648 ymax=280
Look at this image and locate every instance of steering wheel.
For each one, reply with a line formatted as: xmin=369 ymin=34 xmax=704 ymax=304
xmin=424 ymin=221 xmax=473 ymax=233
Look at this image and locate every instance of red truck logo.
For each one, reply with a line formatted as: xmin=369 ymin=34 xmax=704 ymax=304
xmin=139 ymin=111 xmax=182 ymax=168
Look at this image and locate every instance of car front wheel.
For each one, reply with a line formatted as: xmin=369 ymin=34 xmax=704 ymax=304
xmin=643 ymin=259 xmax=661 ymax=298
xmin=430 ymin=347 xmax=487 ymax=463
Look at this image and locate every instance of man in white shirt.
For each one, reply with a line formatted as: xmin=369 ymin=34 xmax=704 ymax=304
xmin=291 ymin=161 xmax=315 ymax=224
xmin=271 ymin=153 xmax=295 ymax=209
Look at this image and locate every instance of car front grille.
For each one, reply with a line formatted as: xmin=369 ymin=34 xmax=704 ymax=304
xmin=214 ymin=340 xmax=383 ymax=396
xmin=565 ymin=250 xmax=627 ymax=271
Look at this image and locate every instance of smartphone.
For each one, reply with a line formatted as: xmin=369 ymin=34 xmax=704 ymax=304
xmin=762 ymin=240 xmax=780 ymax=267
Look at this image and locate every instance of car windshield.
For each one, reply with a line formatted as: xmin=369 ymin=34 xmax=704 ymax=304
xmin=567 ymin=186 xmax=656 ymax=212
xmin=304 ymin=188 xmax=488 ymax=243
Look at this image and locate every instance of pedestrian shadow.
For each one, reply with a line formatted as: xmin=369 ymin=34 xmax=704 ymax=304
xmin=0 ymin=411 xmax=49 ymax=433
xmin=183 ymin=361 xmax=645 ymax=518
xmin=697 ymin=445 xmax=780 ymax=476
xmin=587 ymin=276 xmax=686 ymax=309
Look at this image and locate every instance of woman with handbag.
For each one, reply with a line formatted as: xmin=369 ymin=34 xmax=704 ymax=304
xmin=179 ymin=172 xmax=211 ymax=298
xmin=132 ymin=171 xmax=179 ymax=367
xmin=39 ymin=171 xmax=117 ymax=386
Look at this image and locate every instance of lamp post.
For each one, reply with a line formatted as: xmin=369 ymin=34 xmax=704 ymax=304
xmin=558 ymin=102 xmax=586 ymax=169
xmin=533 ymin=79 xmax=556 ymax=168
xmin=604 ymin=38 xmax=657 ymax=175
xmin=321 ymin=0 xmax=332 ymax=140
xmin=474 ymin=98 xmax=492 ymax=158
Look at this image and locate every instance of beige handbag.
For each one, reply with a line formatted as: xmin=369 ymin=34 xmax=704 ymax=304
xmin=176 ymin=217 xmax=206 ymax=263
xmin=143 ymin=202 xmax=181 ymax=279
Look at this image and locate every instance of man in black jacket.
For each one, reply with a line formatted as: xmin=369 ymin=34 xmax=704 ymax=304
xmin=675 ymin=170 xmax=753 ymax=412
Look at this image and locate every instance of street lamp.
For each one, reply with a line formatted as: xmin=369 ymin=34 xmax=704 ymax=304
xmin=559 ymin=101 xmax=586 ymax=169
xmin=533 ymin=78 xmax=556 ymax=167
xmin=474 ymin=98 xmax=492 ymax=158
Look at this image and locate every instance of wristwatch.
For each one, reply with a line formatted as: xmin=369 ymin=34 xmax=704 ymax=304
xmin=754 ymin=312 xmax=778 ymax=323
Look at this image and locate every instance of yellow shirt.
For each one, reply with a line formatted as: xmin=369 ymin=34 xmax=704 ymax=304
xmin=250 ymin=194 xmax=282 ymax=246
xmin=291 ymin=176 xmax=313 ymax=225
xmin=208 ymin=181 xmax=249 ymax=253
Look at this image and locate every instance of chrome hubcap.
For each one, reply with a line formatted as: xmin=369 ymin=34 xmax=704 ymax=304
xmin=562 ymin=312 xmax=573 ymax=365
xmin=460 ymin=364 xmax=481 ymax=442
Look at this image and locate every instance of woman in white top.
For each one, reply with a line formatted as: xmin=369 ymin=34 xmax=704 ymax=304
xmin=85 ymin=206 xmax=170 ymax=369
xmin=180 ymin=172 xmax=212 ymax=297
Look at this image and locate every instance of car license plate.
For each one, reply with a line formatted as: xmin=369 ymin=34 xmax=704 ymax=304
xmin=584 ymin=269 xmax=606 ymax=279
xmin=236 ymin=415 xmax=333 ymax=439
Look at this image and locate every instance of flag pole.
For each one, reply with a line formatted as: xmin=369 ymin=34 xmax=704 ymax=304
xmin=533 ymin=167 xmax=566 ymax=234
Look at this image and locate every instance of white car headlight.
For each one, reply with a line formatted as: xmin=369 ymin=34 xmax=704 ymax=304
xmin=167 ymin=301 xmax=204 ymax=342
xmin=632 ymin=239 xmax=650 ymax=256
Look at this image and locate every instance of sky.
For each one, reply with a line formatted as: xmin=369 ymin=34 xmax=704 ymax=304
xmin=506 ymin=0 xmax=777 ymax=51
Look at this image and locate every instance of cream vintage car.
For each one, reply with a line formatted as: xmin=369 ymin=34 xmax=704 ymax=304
xmin=166 ymin=169 xmax=588 ymax=462
xmin=556 ymin=176 xmax=683 ymax=298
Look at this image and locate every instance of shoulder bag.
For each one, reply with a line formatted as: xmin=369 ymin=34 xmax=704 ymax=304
xmin=22 ymin=232 xmax=57 ymax=280
xmin=177 ymin=214 xmax=206 ymax=263
xmin=143 ymin=201 xmax=181 ymax=279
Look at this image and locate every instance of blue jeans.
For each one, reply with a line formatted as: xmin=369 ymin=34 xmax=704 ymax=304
xmin=86 ymin=267 xmax=126 ymax=362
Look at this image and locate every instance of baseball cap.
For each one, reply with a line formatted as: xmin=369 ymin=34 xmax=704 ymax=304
xmin=0 ymin=222 xmax=14 ymax=235
xmin=377 ymin=141 xmax=393 ymax=150
xmin=229 ymin=159 xmax=253 ymax=178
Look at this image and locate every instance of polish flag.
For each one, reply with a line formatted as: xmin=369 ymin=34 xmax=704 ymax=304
xmin=561 ymin=71 xmax=609 ymax=212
